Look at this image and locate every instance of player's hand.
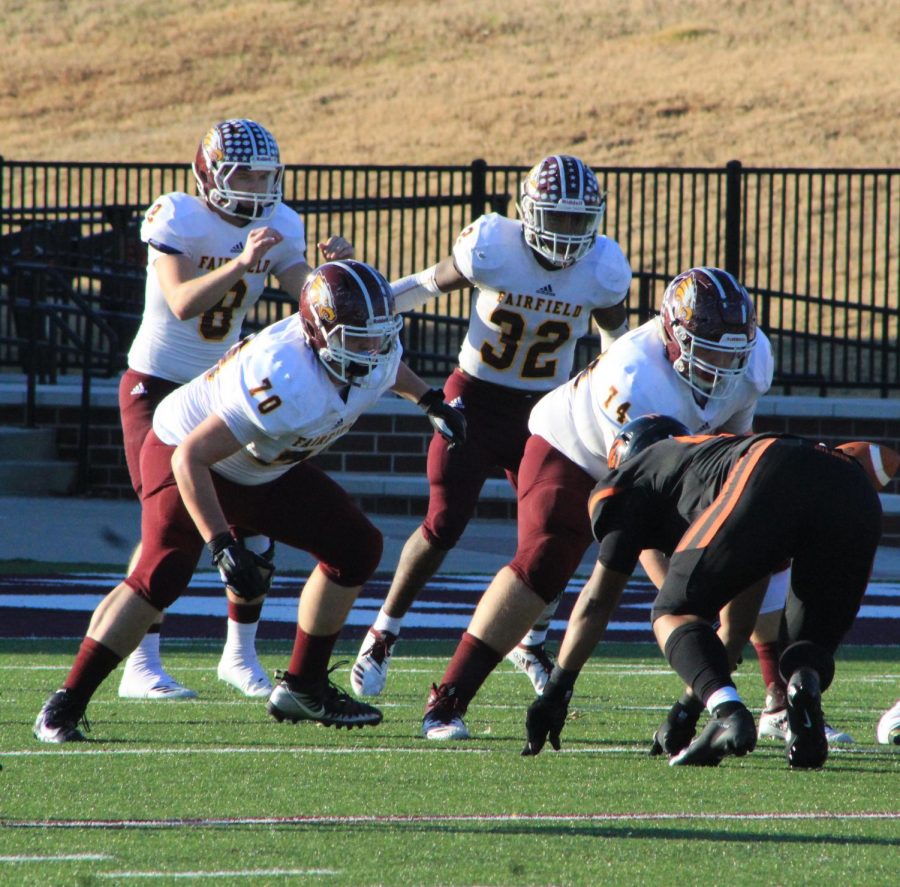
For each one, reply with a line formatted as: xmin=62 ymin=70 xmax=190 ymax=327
xmin=238 ymin=227 xmax=284 ymax=270
xmin=521 ymin=685 xmax=572 ymax=756
xmin=207 ymin=533 xmax=272 ymax=600
xmin=317 ymin=236 xmax=354 ymax=260
xmin=416 ymin=389 xmax=466 ymax=450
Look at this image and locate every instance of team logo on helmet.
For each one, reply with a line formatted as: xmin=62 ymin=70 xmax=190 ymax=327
xmin=307 ymin=276 xmax=337 ymax=324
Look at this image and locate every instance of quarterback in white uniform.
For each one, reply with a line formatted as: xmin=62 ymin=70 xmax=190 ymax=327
xmin=117 ymin=119 xmax=355 ymax=702
xmin=351 ymin=155 xmax=632 ymax=699
xmin=33 ymin=261 xmax=466 ymax=743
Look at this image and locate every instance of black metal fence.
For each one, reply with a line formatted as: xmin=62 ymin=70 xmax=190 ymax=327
xmin=2 ymin=158 xmax=898 ymax=409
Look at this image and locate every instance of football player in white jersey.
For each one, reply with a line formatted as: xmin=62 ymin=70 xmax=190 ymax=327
xmin=33 ymin=261 xmax=466 ymax=743
xmin=116 ymin=119 xmax=357 ymax=702
xmin=350 ymin=155 xmax=632 ymax=698
xmin=419 ymin=266 xmax=790 ymax=740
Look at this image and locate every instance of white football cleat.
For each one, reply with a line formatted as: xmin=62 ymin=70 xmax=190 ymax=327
xmin=759 ymin=707 xmax=854 ymax=746
xmin=758 ymin=708 xmax=789 ymax=740
xmin=421 ymin=683 xmax=469 ymax=740
xmin=217 ymin=655 xmax=273 ymax=698
xmin=876 ymin=700 xmax=900 ymax=746
xmin=350 ymin=629 xmax=397 ymax=697
xmin=823 ymin=723 xmax=854 ymax=745
xmin=118 ymin=663 xmax=198 ymax=700
xmin=506 ymin=642 xmax=554 ymax=694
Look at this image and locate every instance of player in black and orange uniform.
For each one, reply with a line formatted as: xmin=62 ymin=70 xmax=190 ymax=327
xmin=521 ymin=415 xmax=894 ymax=769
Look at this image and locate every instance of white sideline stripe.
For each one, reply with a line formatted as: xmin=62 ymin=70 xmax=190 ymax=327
xmin=98 ymin=870 xmax=338 ymax=879
xmin=0 ymin=854 xmax=112 ymax=862
xmin=0 ymin=744 xmax=868 ymax=759
xmin=4 ymin=746 xmax=493 ymax=757
xmin=3 ymin=812 xmax=896 ymax=830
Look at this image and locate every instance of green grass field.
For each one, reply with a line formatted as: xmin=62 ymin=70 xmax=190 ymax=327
xmin=1 ymin=639 xmax=898 ymax=886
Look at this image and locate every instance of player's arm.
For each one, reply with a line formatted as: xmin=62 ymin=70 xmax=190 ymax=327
xmin=390 ymin=361 xmax=467 ymax=449
xmin=591 ymin=299 xmax=629 ymax=352
xmin=391 ymin=256 xmax=471 ymax=313
xmin=157 ymin=227 xmax=284 ymax=320
xmin=170 ymin=414 xmax=273 ymax=601
xmin=558 ymin=562 xmax=632 ymax=672
xmin=274 ymin=236 xmax=355 ymax=301
xmin=169 ymin=414 xmax=243 ymax=541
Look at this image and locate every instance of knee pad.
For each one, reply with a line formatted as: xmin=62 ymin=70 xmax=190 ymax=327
xmin=321 ymin=524 xmax=383 ymax=588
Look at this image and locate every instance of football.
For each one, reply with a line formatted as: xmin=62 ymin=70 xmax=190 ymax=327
xmin=834 ymin=441 xmax=900 ymax=491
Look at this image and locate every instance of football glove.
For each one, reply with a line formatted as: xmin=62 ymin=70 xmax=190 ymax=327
xmin=208 ymin=532 xmax=274 ymax=600
xmin=521 ymin=670 xmax=575 ymax=756
xmin=417 ymin=388 xmax=466 ymax=450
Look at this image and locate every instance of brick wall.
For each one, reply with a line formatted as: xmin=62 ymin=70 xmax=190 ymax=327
xmin=1 ymin=392 xmax=897 ymax=542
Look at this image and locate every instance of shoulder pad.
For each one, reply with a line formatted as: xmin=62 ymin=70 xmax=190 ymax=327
xmin=590 ymin=237 xmax=632 ymax=296
xmin=745 ymin=329 xmax=774 ymax=393
xmin=141 ymin=192 xmax=205 ymax=246
xmin=270 ymin=203 xmax=305 ymax=240
xmin=453 ymin=213 xmax=514 ymax=275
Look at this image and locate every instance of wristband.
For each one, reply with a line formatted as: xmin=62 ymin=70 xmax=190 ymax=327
xmin=417 ymin=388 xmax=445 ymax=410
xmin=207 ymin=531 xmax=234 ymax=557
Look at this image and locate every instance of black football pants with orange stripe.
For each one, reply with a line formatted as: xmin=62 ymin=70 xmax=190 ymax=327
xmin=653 ymin=439 xmax=882 ymax=655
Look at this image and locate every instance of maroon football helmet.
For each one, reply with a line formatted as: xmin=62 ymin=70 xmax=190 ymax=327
xmin=299 ymin=261 xmax=403 ymax=387
xmin=660 ymin=267 xmax=757 ymax=400
xmin=518 ymin=155 xmax=606 ymax=267
xmin=192 ymin=119 xmax=284 ymax=221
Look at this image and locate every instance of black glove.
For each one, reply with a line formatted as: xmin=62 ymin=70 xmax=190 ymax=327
xmin=521 ymin=666 xmax=577 ymax=756
xmin=649 ymin=695 xmax=703 ymax=757
xmin=417 ymin=388 xmax=467 ymax=450
xmin=208 ymin=532 xmax=273 ymax=600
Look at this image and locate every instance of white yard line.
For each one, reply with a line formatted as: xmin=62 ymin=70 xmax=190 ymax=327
xmin=2 ymin=812 xmax=896 ymax=830
xmin=0 ymin=854 xmax=112 ymax=862
xmin=97 ymin=870 xmax=338 ymax=879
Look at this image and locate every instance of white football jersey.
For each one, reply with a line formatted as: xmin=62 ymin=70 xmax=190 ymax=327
xmin=529 ymin=318 xmax=774 ymax=480
xmin=451 ymin=214 xmax=631 ymax=392
xmin=152 ymin=315 xmax=402 ymax=486
xmin=128 ymin=192 xmax=307 ymax=382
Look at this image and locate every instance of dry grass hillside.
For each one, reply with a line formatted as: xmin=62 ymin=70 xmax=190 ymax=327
xmin=2 ymin=0 xmax=898 ymax=167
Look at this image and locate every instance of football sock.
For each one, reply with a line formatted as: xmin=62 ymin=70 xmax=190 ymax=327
xmin=227 ymin=600 xmax=264 ymax=624
xmin=286 ymin=628 xmax=340 ymax=687
xmin=753 ymin=641 xmax=784 ymax=691
xmin=222 ymin=616 xmax=261 ymax=659
xmin=519 ymin=596 xmax=560 ymax=646
xmin=438 ymin=631 xmax=503 ymax=709
xmin=126 ymin=626 xmax=162 ymax=672
xmin=63 ymin=638 xmax=123 ymax=703
xmin=664 ymin=621 xmax=735 ymax=706
xmin=373 ymin=608 xmax=403 ymax=637
xmin=706 ymin=686 xmax=743 ymax=716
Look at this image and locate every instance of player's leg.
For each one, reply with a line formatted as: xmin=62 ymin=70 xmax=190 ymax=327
xmin=422 ymin=439 xmax=595 ymax=739
xmin=352 ymin=372 xmax=495 ymax=697
xmin=35 ymin=464 xmax=202 ymax=742
xmin=116 ymin=371 xmax=195 ymax=699
xmin=777 ymin=453 xmax=881 ymax=768
xmin=226 ymin=465 xmax=385 ymax=729
xmin=216 ymin=531 xmax=275 ymax=698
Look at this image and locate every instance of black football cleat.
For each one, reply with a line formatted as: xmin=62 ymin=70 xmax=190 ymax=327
xmin=785 ymin=667 xmax=828 ymax=769
xmin=650 ymin=699 xmax=701 ymax=756
xmin=669 ymin=706 xmax=757 ymax=766
xmin=268 ymin=669 xmax=382 ymax=729
xmin=33 ymin=690 xmax=89 ymax=743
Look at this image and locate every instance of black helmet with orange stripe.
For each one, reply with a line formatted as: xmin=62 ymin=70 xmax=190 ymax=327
xmin=607 ymin=414 xmax=689 ymax=470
